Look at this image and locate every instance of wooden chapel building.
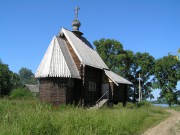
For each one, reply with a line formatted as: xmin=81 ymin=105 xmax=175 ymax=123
xmin=35 ymin=7 xmax=132 ymax=106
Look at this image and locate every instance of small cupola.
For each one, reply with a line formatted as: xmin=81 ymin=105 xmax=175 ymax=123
xmin=72 ymin=6 xmax=83 ymax=36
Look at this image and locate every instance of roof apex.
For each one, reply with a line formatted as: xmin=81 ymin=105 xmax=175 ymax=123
xmin=35 ymin=36 xmax=80 ymax=79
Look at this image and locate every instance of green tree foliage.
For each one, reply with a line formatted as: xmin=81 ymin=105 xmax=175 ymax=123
xmin=120 ymin=52 xmax=155 ymax=101
xmin=10 ymin=88 xmax=33 ymax=99
xmin=0 ymin=59 xmax=37 ymax=96
xmin=154 ymin=56 xmax=180 ymax=106
xmin=11 ymin=72 xmax=21 ymax=88
xmin=94 ymin=38 xmax=155 ymax=101
xmin=0 ymin=59 xmax=13 ymax=96
xmin=131 ymin=52 xmax=155 ymax=101
xmin=94 ymin=38 xmax=124 ymax=71
xmin=19 ymin=67 xmax=37 ymax=85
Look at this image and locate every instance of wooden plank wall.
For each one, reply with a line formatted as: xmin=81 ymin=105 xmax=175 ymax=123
xmin=113 ymin=84 xmax=127 ymax=103
xmin=65 ymin=40 xmax=81 ymax=72
xmin=83 ymin=66 xmax=102 ymax=105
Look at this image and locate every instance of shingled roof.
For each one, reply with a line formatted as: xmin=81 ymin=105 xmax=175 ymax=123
xmin=62 ymin=28 xmax=109 ymax=70
xmin=35 ymin=36 xmax=80 ymax=78
xmin=35 ymin=27 xmax=132 ymax=86
xmin=104 ymin=70 xmax=132 ymax=86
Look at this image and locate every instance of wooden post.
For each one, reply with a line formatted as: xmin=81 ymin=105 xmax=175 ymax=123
xmin=139 ymin=73 xmax=141 ymax=102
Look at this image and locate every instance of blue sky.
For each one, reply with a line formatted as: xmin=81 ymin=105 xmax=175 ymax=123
xmin=0 ymin=0 xmax=180 ymax=99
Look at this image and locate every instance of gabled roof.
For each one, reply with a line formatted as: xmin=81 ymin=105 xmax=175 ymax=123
xmin=35 ymin=36 xmax=80 ymax=79
xmin=104 ymin=70 xmax=132 ymax=86
xmin=25 ymin=84 xmax=39 ymax=93
xmin=62 ymin=28 xmax=109 ymax=70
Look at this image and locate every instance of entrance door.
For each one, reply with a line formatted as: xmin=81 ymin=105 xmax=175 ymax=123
xmin=101 ymin=83 xmax=109 ymax=99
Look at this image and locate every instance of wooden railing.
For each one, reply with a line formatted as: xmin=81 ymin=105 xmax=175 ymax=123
xmin=96 ymin=90 xmax=109 ymax=104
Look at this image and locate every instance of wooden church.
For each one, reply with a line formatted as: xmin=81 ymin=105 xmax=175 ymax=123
xmin=35 ymin=7 xmax=132 ymax=106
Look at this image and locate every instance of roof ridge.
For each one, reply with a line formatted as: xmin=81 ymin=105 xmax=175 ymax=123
xmin=55 ymin=36 xmax=80 ymax=78
xmin=52 ymin=37 xmax=71 ymax=77
xmin=59 ymin=38 xmax=80 ymax=78
xmin=55 ymin=37 xmax=73 ymax=77
xmin=49 ymin=37 xmax=56 ymax=77
xmin=61 ymin=28 xmax=109 ymax=70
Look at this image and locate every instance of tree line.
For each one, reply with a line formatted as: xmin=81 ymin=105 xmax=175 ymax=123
xmin=94 ymin=38 xmax=180 ymax=106
xmin=0 ymin=59 xmax=37 ymax=96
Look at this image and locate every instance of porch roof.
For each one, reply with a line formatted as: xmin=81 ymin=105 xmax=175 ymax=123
xmin=104 ymin=70 xmax=132 ymax=86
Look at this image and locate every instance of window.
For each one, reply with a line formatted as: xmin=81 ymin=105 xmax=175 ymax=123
xmin=89 ymin=82 xmax=96 ymax=91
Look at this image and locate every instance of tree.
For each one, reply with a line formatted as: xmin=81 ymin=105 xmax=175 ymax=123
xmin=11 ymin=72 xmax=21 ymax=88
xmin=94 ymin=38 xmax=155 ymax=101
xmin=94 ymin=38 xmax=124 ymax=71
xmin=154 ymin=56 xmax=180 ymax=106
xmin=123 ymin=52 xmax=155 ymax=101
xmin=19 ymin=67 xmax=37 ymax=85
xmin=0 ymin=59 xmax=13 ymax=96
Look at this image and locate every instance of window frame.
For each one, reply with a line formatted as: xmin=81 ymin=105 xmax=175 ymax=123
xmin=89 ymin=81 xmax=96 ymax=91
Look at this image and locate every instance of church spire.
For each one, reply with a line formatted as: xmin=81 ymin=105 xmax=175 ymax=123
xmin=72 ymin=6 xmax=83 ymax=35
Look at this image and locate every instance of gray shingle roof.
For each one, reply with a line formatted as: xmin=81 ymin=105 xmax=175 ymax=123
xmin=62 ymin=28 xmax=109 ymax=70
xmin=35 ymin=36 xmax=80 ymax=78
xmin=104 ymin=70 xmax=132 ymax=86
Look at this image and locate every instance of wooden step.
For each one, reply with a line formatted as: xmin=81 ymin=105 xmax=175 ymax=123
xmin=90 ymin=99 xmax=108 ymax=110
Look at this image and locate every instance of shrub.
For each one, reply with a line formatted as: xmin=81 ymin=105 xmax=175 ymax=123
xmin=137 ymin=100 xmax=151 ymax=108
xmin=10 ymin=88 xmax=33 ymax=99
xmin=113 ymin=103 xmax=124 ymax=109
xmin=126 ymin=102 xmax=136 ymax=109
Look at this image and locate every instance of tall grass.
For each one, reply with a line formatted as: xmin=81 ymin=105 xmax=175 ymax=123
xmin=169 ymin=106 xmax=180 ymax=111
xmin=0 ymin=99 xmax=169 ymax=135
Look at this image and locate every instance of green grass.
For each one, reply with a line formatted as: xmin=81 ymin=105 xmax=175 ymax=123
xmin=0 ymin=98 xmax=169 ymax=135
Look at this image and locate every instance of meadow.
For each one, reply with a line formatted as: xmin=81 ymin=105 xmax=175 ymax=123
xmin=0 ymin=96 xmax=169 ymax=135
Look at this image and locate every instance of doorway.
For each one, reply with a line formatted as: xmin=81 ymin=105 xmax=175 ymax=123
xmin=101 ymin=83 xmax=109 ymax=99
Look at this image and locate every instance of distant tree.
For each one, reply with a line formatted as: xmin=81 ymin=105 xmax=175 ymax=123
xmin=11 ymin=72 xmax=21 ymax=88
xmin=154 ymin=56 xmax=180 ymax=106
xmin=94 ymin=39 xmax=155 ymax=101
xmin=0 ymin=59 xmax=13 ymax=96
xmin=19 ymin=67 xmax=37 ymax=85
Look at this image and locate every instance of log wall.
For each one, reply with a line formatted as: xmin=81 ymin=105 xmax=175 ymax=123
xmin=39 ymin=78 xmax=75 ymax=105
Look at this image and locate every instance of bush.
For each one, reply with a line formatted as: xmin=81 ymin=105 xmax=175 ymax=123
xmin=126 ymin=102 xmax=136 ymax=109
xmin=113 ymin=103 xmax=124 ymax=109
xmin=10 ymin=88 xmax=33 ymax=99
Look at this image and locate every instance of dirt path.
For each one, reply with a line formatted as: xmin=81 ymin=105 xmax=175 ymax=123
xmin=142 ymin=110 xmax=180 ymax=135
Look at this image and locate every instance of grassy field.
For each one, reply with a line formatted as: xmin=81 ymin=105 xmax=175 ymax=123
xmin=0 ymin=98 xmax=169 ymax=135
